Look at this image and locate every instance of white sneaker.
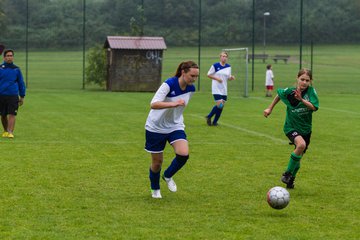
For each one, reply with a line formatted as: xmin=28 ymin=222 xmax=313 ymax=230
xmin=162 ymin=175 xmax=177 ymax=192
xmin=151 ymin=189 xmax=162 ymax=199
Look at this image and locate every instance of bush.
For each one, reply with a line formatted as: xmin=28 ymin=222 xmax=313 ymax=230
xmin=85 ymin=44 xmax=106 ymax=87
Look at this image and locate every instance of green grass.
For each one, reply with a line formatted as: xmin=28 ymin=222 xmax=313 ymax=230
xmin=0 ymin=45 xmax=359 ymax=239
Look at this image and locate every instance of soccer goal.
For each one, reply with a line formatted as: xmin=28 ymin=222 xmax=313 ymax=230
xmin=222 ymin=48 xmax=249 ymax=97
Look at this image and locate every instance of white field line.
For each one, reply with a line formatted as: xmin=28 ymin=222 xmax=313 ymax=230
xmin=189 ymin=114 xmax=288 ymax=144
xmin=319 ymin=107 xmax=360 ymax=115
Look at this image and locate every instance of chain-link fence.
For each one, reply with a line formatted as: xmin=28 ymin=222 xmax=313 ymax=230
xmin=1 ymin=0 xmax=359 ymax=93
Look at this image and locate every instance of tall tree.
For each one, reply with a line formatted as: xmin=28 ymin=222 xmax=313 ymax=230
xmin=0 ymin=1 xmax=6 ymax=33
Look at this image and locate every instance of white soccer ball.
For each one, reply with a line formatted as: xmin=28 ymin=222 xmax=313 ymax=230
xmin=267 ymin=186 xmax=290 ymax=209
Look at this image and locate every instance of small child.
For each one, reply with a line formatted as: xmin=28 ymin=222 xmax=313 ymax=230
xmin=265 ymin=64 xmax=274 ymax=97
xmin=263 ymin=68 xmax=319 ymax=189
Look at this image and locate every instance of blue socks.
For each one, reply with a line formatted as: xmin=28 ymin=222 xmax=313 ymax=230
xmin=213 ymin=108 xmax=223 ymax=125
xmin=149 ymin=168 xmax=160 ymax=190
xmin=164 ymin=155 xmax=189 ymax=178
xmin=207 ymin=105 xmax=223 ymax=125
xmin=207 ymin=106 xmax=217 ymax=119
xmin=150 ymin=155 xmax=189 ymax=190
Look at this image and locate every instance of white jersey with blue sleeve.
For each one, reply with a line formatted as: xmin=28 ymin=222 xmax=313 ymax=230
xmin=208 ymin=62 xmax=232 ymax=96
xmin=145 ymin=77 xmax=195 ymax=134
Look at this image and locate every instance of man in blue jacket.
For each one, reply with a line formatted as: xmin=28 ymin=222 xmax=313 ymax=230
xmin=0 ymin=49 xmax=26 ymax=138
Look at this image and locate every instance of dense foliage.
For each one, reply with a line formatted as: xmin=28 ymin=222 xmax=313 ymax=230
xmin=85 ymin=44 xmax=106 ymax=87
xmin=1 ymin=0 xmax=359 ymax=49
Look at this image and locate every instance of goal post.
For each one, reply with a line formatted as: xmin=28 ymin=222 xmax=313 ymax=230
xmin=222 ymin=47 xmax=249 ymax=97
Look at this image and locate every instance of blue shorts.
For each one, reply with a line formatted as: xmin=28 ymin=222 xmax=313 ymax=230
xmin=145 ymin=130 xmax=187 ymax=153
xmin=213 ymin=94 xmax=227 ymax=102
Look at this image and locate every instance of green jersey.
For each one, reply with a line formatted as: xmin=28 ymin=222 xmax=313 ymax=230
xmin=277 ymin=86 xmax=319 ymax=135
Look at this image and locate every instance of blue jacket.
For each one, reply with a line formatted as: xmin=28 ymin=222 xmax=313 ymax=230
xmin=0 ymin=62 xmax=26 ymax=97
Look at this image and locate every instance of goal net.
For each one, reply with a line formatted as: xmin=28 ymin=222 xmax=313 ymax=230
xmin=222 ymin=48 xmax=249 ymax=97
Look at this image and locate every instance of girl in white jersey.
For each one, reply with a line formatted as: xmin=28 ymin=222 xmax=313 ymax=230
xmin=145 ymin=61 xmax=199 ymax=199
xmin=205 ymin=51 xmax=235 ymax=126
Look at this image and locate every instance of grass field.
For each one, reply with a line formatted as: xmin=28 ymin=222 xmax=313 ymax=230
xmin=0 ymin=45 xmax=359 ymax=239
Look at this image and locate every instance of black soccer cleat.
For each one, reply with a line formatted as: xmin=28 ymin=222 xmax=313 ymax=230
xmin=281 ymin=171 xmax=293 ymax=185
xmin=286 ymin=176 xmax=295 ymax=189
xmin=205 ymin=116 xmax=212 ymax=126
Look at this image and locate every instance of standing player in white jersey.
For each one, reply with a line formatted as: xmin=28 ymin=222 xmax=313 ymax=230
xmin=145 ymin=61 xmax=199 ymax=199
xmin=265 ymin=64 xmax=274 ymax=97
xmin=205 ymin=51 xmax=235 ymax=126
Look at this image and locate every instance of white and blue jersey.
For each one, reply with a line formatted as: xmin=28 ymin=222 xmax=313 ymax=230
xmin=208 ymin=62 xmax=232 ymax=96
xmin=145 ymin=77 xmax=195 ymax=134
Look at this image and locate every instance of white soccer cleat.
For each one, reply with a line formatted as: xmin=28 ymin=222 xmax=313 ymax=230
xmin=162 ymin=175 xmax=177 ymax=192
xmin=151 ymin=189 xmax=162 ymax=199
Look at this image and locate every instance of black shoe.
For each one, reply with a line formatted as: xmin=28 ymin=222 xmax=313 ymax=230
xmin=281 ymin=171 xmax=293 ymax=184
xmin=286 ymin=176 xmax=295 ymax=189
xmin=206 ymin=116 xmax=212 ymax=126
xmin=212 ymin=123 xmax=219 ymax=126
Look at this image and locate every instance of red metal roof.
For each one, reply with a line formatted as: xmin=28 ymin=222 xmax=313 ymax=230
xmin=105 ymin=36 xmax=167 ymax=50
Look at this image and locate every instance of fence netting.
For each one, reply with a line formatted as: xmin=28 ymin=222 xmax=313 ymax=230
xmin=0 ymin=0 xmax=359 ymax=93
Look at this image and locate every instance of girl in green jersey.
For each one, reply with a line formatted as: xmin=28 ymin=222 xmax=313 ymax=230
xmin=263 ymin=68 xmax=319 ymax=189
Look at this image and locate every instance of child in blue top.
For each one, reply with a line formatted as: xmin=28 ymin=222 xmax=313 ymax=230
xmin=0 ymin=49 xmax=26 ymax=138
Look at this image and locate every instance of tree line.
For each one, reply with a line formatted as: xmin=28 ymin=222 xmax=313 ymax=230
xmin=1 ymin=0 xmax=359 ymax=49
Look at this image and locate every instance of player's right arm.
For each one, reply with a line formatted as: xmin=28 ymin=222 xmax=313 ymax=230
xmin=150 ymin=83 xmax=185 ymax=109
xmin=151 ymin=99 xmax=185 ymax=109
xmin=207 ymin=74 xmax=222 ymax=83
xmin=264 ymin=95 xmax=280 ymax=117
xmin=207 ymin=65 xmax=222 ymax=83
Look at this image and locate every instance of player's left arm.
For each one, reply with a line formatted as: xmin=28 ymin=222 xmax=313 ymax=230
xmin=18 ymin=97 xmax=24 ymax=106
xmin=17 ymin=69 xmax=26 ymax=106
xmin=300 ymin=98 xmax=316 ymax=111
xmin=294 ymin=89 xmax=317 ymax=111
xmin=228 ymin=67 xmax=235 ymax=81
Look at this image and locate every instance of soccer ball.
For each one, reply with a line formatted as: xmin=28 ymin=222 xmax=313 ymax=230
xmin=267 ymin=186 xmax=290 ymax=209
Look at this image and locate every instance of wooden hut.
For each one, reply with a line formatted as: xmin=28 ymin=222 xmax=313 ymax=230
xmin=104 ymin=36 xmax=167 ymax=92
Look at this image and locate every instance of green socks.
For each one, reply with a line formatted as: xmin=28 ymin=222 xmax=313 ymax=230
xmin=292 ymin=162 xmax=301 ymax=177
xmin=286 ymin=152 xmax=302 ymax=176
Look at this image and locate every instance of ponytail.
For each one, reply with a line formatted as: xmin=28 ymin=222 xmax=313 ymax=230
xmin=174 ymin=61 xmax=199 ymax=77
